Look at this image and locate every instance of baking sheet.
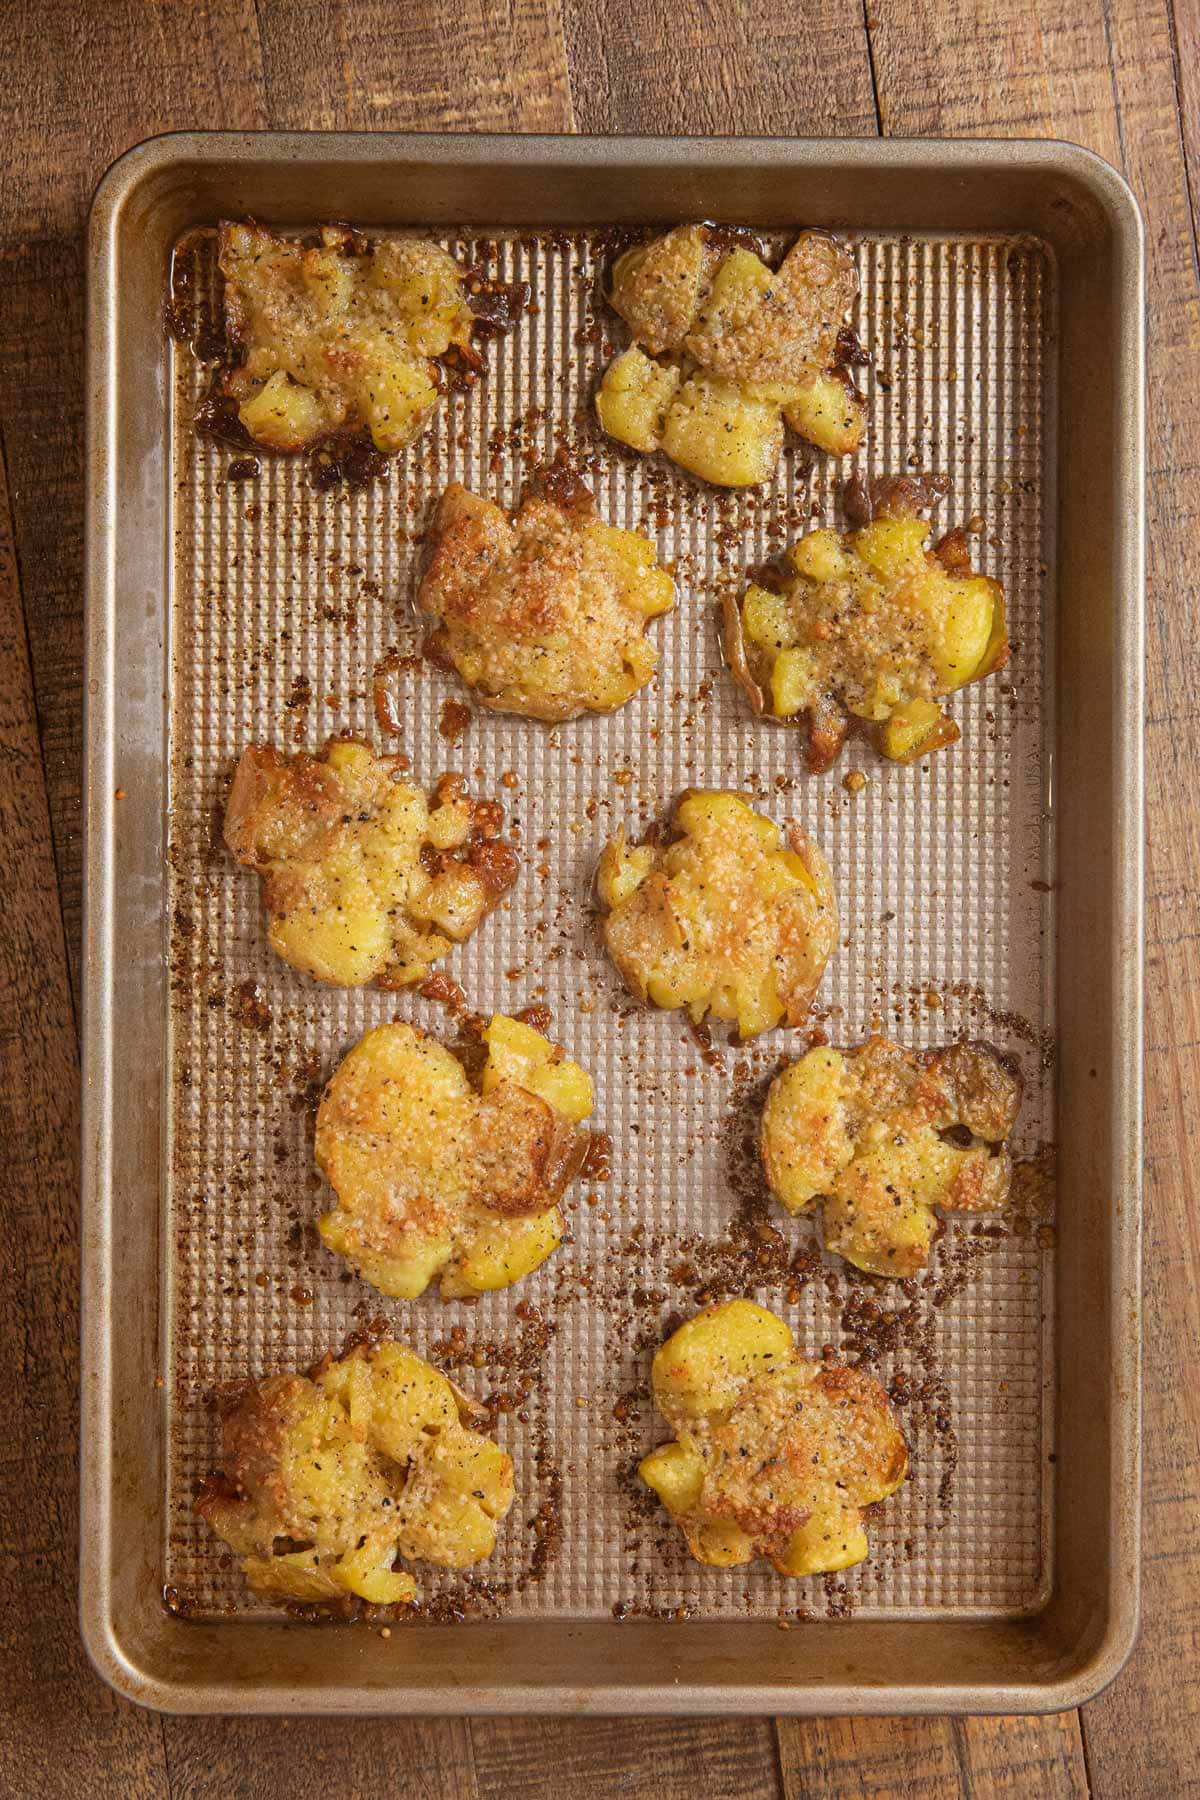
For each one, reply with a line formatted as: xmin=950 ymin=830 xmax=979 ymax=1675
xmin=163 ymin=226 xmax=1056 ymax=1625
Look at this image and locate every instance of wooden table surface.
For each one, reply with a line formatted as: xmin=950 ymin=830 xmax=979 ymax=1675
xmin=1 ymin=1 xmax=1194 ymax=1794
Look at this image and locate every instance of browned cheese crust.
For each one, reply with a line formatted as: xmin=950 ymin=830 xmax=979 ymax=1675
xmin=596 ymin=223 xmax=866 ymax=486
xmin=761 ymin=1036 xmax=1023 ymax=1276
xmin=224 ymin=738 xmax=518 ymax=989
xmin=213 ymin=222 xmax=478 ymax=455
xmin=195 ymin=1335 xmax=514 ymax=1607
xmin=597 ymin=789 xmax=838 ymax=1039
xmin=724 ymin=478 xmax=1010 ymax=770
xmin=314 ymin=1014 xmax=595 ymax=1299
xmin=639 ymin=1301 xmax=907 ymax=1575
xmin=418 ymin=479 xmax=675 ymax=721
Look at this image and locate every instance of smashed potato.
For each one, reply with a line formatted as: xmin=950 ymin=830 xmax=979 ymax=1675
xmin=761 ymin=1036 xmax=1022 ymax=1277
xmin=596 ymin=224 xmax=864 ymax=486
xmin=224 ymin=740 xmax=518 ymax=989
xmin=214 ymin=223 xmax=476 ymax=454
xmin=316 ymin=1014 xmax=594 ymax=1299
xmin=640 ymin=1301 xmax=907 ymax=1575
xmin=725 ymin=483 xmax=1009 ymax=770
xmin=196 ymin=1334 xmax=514 ymax=1606
xmin=597 ymin=790 xmax=837 ymax=1040
xmin=419 ymin=478 xmax=675 ymax=721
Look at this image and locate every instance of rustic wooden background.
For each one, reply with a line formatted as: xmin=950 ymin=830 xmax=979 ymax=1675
xmin=0 ymin=0 xmax=1193 ymax=1794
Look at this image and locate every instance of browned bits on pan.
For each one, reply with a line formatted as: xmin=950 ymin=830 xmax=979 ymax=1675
xmin=439 ymin=698 xmax=472 ymax=742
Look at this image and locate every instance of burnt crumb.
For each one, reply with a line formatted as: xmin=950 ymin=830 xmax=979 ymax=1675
xmin=225 ymin=456 xmax=262 ymax=482
xmin=194 ymin=393 xmax=254 ymax=450
xmin=698 ymin=220 xmax=770 ymax=260
xmin=372 ymin=648 xmax=422 ymax=737
xmin=230 ymin=979 xmax=272 ymax=1033
xmin=165 ymin=230 xmax=227 ymax=362
xmin=579 ymin=1130 xmax=614 ymax=1182
xmin=525 ymin=445 xmax=603 ymax=517
xmin=513 ymin=1002 xmax=554 ymax=1035
xmin=461 ymin=264 xmax=534 ymax=337
xmin=842 ymin=471 xmax=950 ymax=527
xmin=307 ymin=437 xmax=391 ymax=492
xmin=439 ymin=698 xmax=472 ymax=743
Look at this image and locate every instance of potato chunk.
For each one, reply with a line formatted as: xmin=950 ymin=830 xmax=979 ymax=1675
xmin=640 ymin=1301 xmax=907 ymax=1576
xmin=597 ymin=224 xmax=865 ymax=486
xmin=195 ymin=1334 xmax=514 ymax=1607
xmin=597 ymin=790 xmax=837 ymax=1039
xmin=724 ymin=489 xmax=1009 ymax=770
xmin=761 ymin=1036 xmax=1022 ymax=1277
xmin=315 ymin=1015 xmax=594 ymax=1299
xmin=224 ymin=741 xmax=518 ymax=989
xmin=213 ymin=223 xmax=477 ymax=455
xmin=419 ymin=477 xmax=675 ymax=722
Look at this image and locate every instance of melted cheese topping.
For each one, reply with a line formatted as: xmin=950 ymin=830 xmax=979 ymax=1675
xmin=596 ymin=225 xmax=864 ymax=485
xmin=196 ymin=1338 xmax=514 ymax=1605
xmin=640 ymin=1301 xmax=907 ymax=1575
xmin=419 ymin=482 xmax=675 ymax=721
xmin=728 ymin=514 xmax=1008 ymax=769
xmin=315 ymin=1014 xmax=594 ymax=1299
xmin=597 ymin=790 xmax=837 ymax=1039
xmin=224 ymin=740 xmax=518 ymax=989
xmin=217 ymin=223 xmax=474 ymax=453
xmin=761 ymin=1036 xmax=1022 ymax=1276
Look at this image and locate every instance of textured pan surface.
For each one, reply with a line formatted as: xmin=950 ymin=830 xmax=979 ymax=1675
xmin=164 ymin=226 xmax=1055 ymax=1624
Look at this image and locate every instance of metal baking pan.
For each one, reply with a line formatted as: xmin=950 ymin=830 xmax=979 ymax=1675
xmin=82 ymin=133 xmax=1144 ymax=1714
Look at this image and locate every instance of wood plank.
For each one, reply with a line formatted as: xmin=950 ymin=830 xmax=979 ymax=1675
xmin=254 ymin=0 xmax=575 ymax=131
xmin=865 ymin=0 xmax=1200 ymax=1794
xmin=0 ymin=0 xmax=267 ymax=1007
xmin=776 ymin=1715 xmax=962 ymax=1798
xmin=1068 ymin=0 xmax=1200 ymax=1785
xmin=562 ymin=0 xmax=878 ymax=135
xmin=0 ymin=442 xmax=169 ymax=1795
xmin=778 ymin=1712 xmax=1088 ymax=1799
xmin=165 ymin=1717 xmax=479 ymax=1800
xmin=470 ymin=1718 xmax=782 ymax=1800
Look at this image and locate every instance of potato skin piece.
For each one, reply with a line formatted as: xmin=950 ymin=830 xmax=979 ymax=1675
xmin=640 ymin=1300 xmax=907 ymax=1576
xmin=195 ymin=1335 xmax=514 ymax=1607
xmin=419 ymin=480 xmax=675 ymax=721
xmin=760 ymin=1035 xmax=1023 ymax=1277
xmin=315 ymin=1014 xmax=595 ymax=1299
xmin=597 ymin=789 xmax=837 ymax=1039
xmin=224 ymin=739 xmax=518 ymax=989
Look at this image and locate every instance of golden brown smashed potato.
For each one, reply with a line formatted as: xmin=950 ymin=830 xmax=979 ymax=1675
xmin=196 ymin=1334 xmax=514 ymax=1606
xmin=761 ymin=1036 xmax=1022 ymax=1277
xmin=316 ymin=1014 xmax=594 ymax=1299
xmin=725 ymin=484 xmax=1009 ymax=770
xmin=418 ymin=478 xmax=675 ymax=721
xmin=214 ymin=223 xmax=475 ymax=454
xmin=597 ymin=790 xmax=837 ymax=1039
xmin=640 ymin=1301 xmax=907 ymax=1576
xmin=224 ymin=740 xmax=518 ymax=990
xmin=596 ymin=224 xmax=864 ymax=486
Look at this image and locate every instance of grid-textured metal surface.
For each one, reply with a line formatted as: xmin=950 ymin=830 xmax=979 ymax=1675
xmin=165 ymin=227 xmax=1056 ymax=1623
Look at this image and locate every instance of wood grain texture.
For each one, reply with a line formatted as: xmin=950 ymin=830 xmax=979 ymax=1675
xmin=0 ymin=449 xmax=168 ymax=1795
xmin=0 ymin=0 xmax=268 ymax=1008
xmin=470 ymin=1719 xmax=782 ymax=1800
xmin=777 ymin=1715 xmax=964 ymax=1797
xmin=164 ymin=1717 xmax=479 ymax=1800
xmin=254 ymin=0 xmax=575 ymax=131
xmin=865 ymin=4 xmax=1200 ymax=1794
xmin=562 ymin=0 xmax=878 ymax=135
xmin=0 ymin=0 xmax=1194 ymax=1793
